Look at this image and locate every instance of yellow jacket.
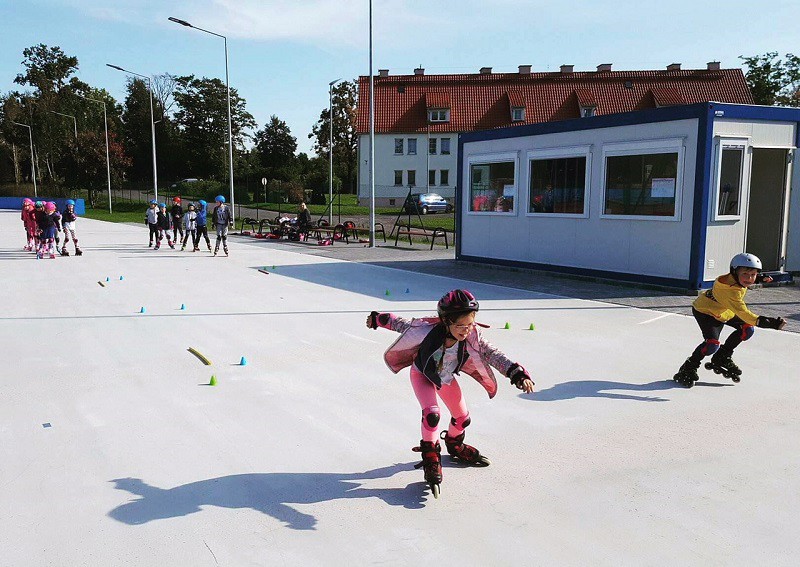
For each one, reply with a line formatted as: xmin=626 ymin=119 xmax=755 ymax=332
xmin=693 ymin=274 xmax=759 ymax=325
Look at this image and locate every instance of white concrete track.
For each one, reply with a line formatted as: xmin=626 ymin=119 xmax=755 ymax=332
xmin=1 ymin=210 xmax=798 ymax=566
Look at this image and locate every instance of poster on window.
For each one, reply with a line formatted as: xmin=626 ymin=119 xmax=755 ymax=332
xmin=503 ymin=184 xmax=515 ymax=197
xmin=650 ymin=177 xmax=675 ymax=198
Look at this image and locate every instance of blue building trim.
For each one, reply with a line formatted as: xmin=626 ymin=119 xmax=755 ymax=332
xmin=706 ymin=102 xmax=800 ymax=123
xmin=0 ymin=197 xmax=86 ymax=215
xmin=688 ymin=104 xmax=716 ymax=289
xmin=459 ymin=254 xmax=692 ymax=289
xmin=456 ymin=133 xmax=464 ymax=258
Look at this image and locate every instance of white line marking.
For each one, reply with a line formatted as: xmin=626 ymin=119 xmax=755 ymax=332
xmin=638 ymin=312 xmax=675 ymax=325
xmin=342 ymin=332 xmax=378 ymax=344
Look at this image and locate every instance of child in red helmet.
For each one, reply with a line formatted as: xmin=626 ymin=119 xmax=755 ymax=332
xmin=366 ymin=289 xmax=533 ymax=498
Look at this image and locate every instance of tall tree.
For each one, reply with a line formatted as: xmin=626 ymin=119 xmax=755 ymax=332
xmin=254 ymin=115 xmax=298 ymax=182
xmin=61 ymin=130 xmax=131 ymax=205
xmin=122 ymin=78 xmax=163 ymax=184
xmin=740 ymin=52 xmax=800 ymax=106
xmin=173 ymin=75 xmax=255 ymax=181
xmin=309 ymin=80 xmax=358 ymax=192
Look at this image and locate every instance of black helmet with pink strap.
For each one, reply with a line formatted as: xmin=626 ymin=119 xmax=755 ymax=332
xmin=437 ymin=289 xmax=479 ymax=321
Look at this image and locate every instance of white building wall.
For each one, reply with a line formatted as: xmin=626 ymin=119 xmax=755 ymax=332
xmin=358 ymin=133 xmax=459 ymax=206
xmin=460 ymin=119 xmax=700 ymax=282
xmin=704 ymin=119 xmax=796 ymax=280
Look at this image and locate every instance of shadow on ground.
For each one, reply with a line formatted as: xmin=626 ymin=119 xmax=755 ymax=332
xmin=108 ymin=463 xmax=427 ymax=530
xmin=523 ymin=379 xmax=732 ymax=402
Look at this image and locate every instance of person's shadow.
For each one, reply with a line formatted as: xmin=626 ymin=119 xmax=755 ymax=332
xmin=108 ymin=463 xmax=423 ymax=531
xmin=523 ymin=379 xmax=730 ymax=402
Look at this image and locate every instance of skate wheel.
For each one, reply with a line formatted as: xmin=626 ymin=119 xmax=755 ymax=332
xmin=431 ymin=483 xmax=440 ymax=499
xmin=731 ymin=376 xmax=741 ymax=383
xmin=704 ymin=363 xmax=713 ymax=370
xmin=478 ymin=456 xmax=491 ymax=467
xmin=685 ymin=380 xmax=694 ymax=388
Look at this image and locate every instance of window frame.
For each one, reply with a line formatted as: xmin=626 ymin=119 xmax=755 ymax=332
xmin=394 ymin=138 xmax=404 ymax=155
xmin=393 ymin=170 xmax=403 ymax=186
xmin=711 ymin=136 xmax=749 ymax=221
xmin=429 ymin=137 xmax=437 ymax=155
xmin=429 ymin=169 xmax=436 ymax=187
xmin=466 ymin=151 xmax=519 ymax=216
xmin=407 ymin=169 xmax=416 ymax=187
xmin=428 ymin=109 xmax=450 ymax=123
xmin=526 ymin=145 xmax=592 ymax=219
xmin=407 ymin=138 xmax=417 ymax=155
xmin=440 ymin=138 xmax=451 ymax=155
xmin=511 ymin=107 xmax=525 ymax=122
xmin=440 ymin=169 xmax=450 ymax=186
xmin=600 ymin=138 xmax=685 ymax=222
xmin=580 ymin=106 xmax=596 ymax=118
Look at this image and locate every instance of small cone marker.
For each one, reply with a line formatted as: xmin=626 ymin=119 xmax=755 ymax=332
xmin=209 ymin=375 xmax=217 ymax=386
xmin=120 ymin=276 xmax=124 ymax=281
xmin=529 ymin=323 xmax=535 ymax=331
xmin=385 ymin=289 xmax=390 ymax=296
xmin=106 ymin=277 xmax=110 ymax=282
xmin=504 ymin=322 xmax=510 ymax=330
xmin=240 ymin=356 xmax=247 ymax=366
xmin=180 ymin=303 xmax=186 ymax=310
xmin=140 ymin=306 xmax=146 ymax=314
xmin=405 ymin=288 xmax=410 ymax=294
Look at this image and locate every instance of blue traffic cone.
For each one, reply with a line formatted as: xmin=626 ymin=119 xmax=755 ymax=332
xmin=240 ymin=356 xmax=247 ymax=366
xmin=120 ymin=276 xmax=124 ymax=281
xmin=106 ymin=277 xmax=110 ymax=282
xmin=180 ymin=303 xmax=186 ymax=310
xmin=139 ymin=306 xmax=146 ymax=314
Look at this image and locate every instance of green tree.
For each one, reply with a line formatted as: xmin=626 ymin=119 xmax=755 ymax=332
xmin=740 ymin=52 xmax=800 ymax=106
xmin=61 ymin=130 xmax=131 ymax=205
xmin=173 ymin=75 xmax=255 ymax=181
xmin=308 ymin=80 xmax=358 ymax=193
xmin=254 ymin=115 xmax=298 ymax=182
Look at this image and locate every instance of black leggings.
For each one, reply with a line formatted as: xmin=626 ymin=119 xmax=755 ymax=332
xmin=194 ymin=225 xmax=210 ymax=248
xmin=689 ymin=308 xmax=755 ymax=363
xmin=148 ymin=223 xmax=158 ymax=243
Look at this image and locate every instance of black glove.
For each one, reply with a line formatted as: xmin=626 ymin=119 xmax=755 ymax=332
xmin=757 ymin=316 xmax=786 ymax=330
xmin=367 ymin=311 xmax=379 ymax=330
xmin=506 ymin=363 xmax=533 ymax=389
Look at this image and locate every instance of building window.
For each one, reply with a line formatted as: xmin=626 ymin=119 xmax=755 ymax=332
xmin=604 ymin=152 xmax=679 ymax=216
xmin=511 ymin=107 xmax=525 ymax=122
xmin=407 ymin=170 xmax=416 ymax=186
xmin=429 ymin=138 xmax=437 ymax=155
xmin=469 ymin=161 xmax=516 ymax=213
xmin=394 ymin=170 xmax=403 ymax=186
xmin=581 ymin=106 xmax=596 ymax=118
xmin=394 ymin=138 xmax=404 ymax=154
xmin=389 ymin=199 xmax=396 ymax=206
xmin=441 ymin=138 xmax=451 ymax=155
xmin=429 ymin=169 xmax=436 ymax=186
xmin=714 ymin=142 xmax=745 ymax=219
xmin=429 ymin=109 xmax=449 ymax=122
xmin=408 ymin=138 xmax=417 ymax=155
xmin=529 ymin=156 xmax=587 ymax=214
xmin=440 ymin=170 xmax=449 ymax=186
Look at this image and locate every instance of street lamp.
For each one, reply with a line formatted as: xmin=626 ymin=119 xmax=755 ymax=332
xmin=78 ymin=94 xmax=113 ymax=213
xmin=106 ymin=63 xmax=159 ymax=202
xmin=12 ymin=121 xmax=36 ymax=196
xmin=368 ymin=0 xmax=376 ymax=247
xmin=329 ymin=78 xmax=342 ymax=225
xmin=50 ymin=110 xmax=78 ymax=141
xmin=168 ymin=16 xmax=236 ymax=223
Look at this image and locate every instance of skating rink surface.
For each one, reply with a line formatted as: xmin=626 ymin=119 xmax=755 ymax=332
xmin=1 ymin=210 xmax=799 ymax=566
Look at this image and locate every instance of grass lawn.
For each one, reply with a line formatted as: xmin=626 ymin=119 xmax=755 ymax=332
xmin=83 ymin=201 xmax=148 ymax=224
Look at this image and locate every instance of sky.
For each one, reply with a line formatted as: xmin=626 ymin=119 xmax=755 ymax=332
xmin=2 ymin=0 xmax=800 ymax=155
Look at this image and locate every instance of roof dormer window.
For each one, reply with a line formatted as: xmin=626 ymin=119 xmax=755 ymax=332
xmin=511 ymin=107 xmax=525 ymax=122
xmin=429 ymin=109 xmax=450 ymax=122
xmin=581 ymin=106 xmax=596 ymax=118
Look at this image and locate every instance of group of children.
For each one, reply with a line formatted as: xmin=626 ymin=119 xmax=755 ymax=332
xmin=20 ymin=198 xmax=81 ymax=259
xmin=367 ymin=253 xmax=787 ymax=497
xmin=145 ymin=195 xmax=232 ymax=256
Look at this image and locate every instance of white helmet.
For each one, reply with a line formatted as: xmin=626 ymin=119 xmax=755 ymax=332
xmin=730 ymin=252 xmax=762 ymax=272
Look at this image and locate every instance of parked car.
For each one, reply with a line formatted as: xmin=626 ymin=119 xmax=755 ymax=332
xmin=170 ymin=178 xmax=199 ymax=189
xmin=403 ymin=193 xmax=452 ymax=214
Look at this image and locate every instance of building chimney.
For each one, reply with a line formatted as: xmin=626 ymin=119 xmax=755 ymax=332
xmin=596 ymin=63 xmax=612 ymax=72
xmin=414 ymin=67 xmax=424 ymax=75
xmin=479 ymin=67 xmax=492 ymax=75
xmin=560 ymin=64 xmax=574 ymax=74
xmin=378 ymin=69 xmax=389 ymax=78
xmin=707 ymin=61 xmax=721 ymax=70
xmin=518 ymin=64 xmax=532 ymax=75
xmin=667 ymin=63 xmax=681 ymax=71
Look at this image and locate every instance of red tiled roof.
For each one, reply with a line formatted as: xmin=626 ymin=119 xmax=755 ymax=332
xmin=574 ymin=88 xmax=597 ymax=107
xmin=507 ymin=90 xmax=525 ymax=108
xmin=356 ymin=68 xmax=753 ymax=134
xmin=425 ymin=91 xmax=451 ymax=108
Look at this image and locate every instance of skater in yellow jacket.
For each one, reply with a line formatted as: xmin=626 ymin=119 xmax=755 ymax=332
xmin=673 ymin=253 xmax=786 ymax=387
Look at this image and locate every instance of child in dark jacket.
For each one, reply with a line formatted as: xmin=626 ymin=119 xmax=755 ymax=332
xmin=154 ymin=203 xmax=174 ymax=250
xmin=170 ymin=196 xmax=184 ymax=244
xmin=366 ymin=289 xmax=533 ymax=497
xmin=193 ymin=200 xmax=211 ymax=252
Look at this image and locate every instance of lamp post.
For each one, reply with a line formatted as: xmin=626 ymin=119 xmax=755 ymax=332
xmin=368 ymin=0 xmax=376 ymax=247
xmin=78 ymin=94 xmax=113 ymax=213
xmin=106 ymin=63 xmax=158 ymax=202
xmin=328 ymin=78 xmax=342 ymax=225
xmin=50 ymin=111 xmax=78 ymax=141
xmin=168 ymin=16 xmax=236 ymax=223
xmin=12 ymin=121 xmax=36 ymax=196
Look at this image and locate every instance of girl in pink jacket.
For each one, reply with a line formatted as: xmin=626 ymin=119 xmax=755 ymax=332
xmin=366 ymin=289 xmax=533 ymax=497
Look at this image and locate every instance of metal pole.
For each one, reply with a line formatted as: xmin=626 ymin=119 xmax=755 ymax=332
xmin=368 ymin=0 xmax=375 ymax=247
xmin=328 ymin=79 xmax=341 ymax=225
xmin=224 ymin=37 xmax=235 ymax=224
xmin=103 ymin=103 xmax=112 ymax=213
xmin=13 ymin=122 xmax=36 ymax=196
xmin=50 ymin=111 xmax=78 ymax=141
xmin=147 ymin=78 xmax=159 ymax=203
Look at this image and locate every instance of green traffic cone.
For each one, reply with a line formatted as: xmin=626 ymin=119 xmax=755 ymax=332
xmin=385 ymin=289 xmax=390 ymax=296
xmin=209 ymin=375 xmax=217 ymax=386
xmin=504 ymin=322 xmax=510 ymax=329
xmin=529 ymin=323 xmax=535 ymax=331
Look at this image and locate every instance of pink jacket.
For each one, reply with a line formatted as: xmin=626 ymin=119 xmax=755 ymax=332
xmin=378 ymin=314 xmax=514 ymax=399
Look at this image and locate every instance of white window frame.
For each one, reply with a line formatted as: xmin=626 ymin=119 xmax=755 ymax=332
xmin=429 ymin=137 xmax=437 ymax=155
xmin=407 ymin=169 xmax=416 ymax=187
xmin=711 ymin=136 xmax=749 ymax=221
xmin=526 ymin=145 xmax=592 ymax=219
xmin=429 ymin=169 xmax=436 ymax=187
xmin=600 ymin=138 xmax=685 ymax=222
xmin=407 ymin=138 xmax=417 ymax=155
xmin=394 ymin=138 xmax=404 ymax=155
xmin=393 ymin=170 xmax=403 ymax=186
xmin=429 ymin=109 xmax=450 ymax=122
xmin=466 ymin=151 xmax=519 ymax=216
xmin=440 ymin=138 xmax=451 ymax=155
xmin=581 ymin=106 xmax=596 ymax=118
xmin=511 ymin=107 xmax=525 ymax=122
xmin=440 ymin=169 xmax=450 ymax=186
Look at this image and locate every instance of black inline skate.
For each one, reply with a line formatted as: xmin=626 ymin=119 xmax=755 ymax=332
xmin=74 ymin=247 xmax=82 ymax=256
xmin=412 ymin=440 xmax=442 ymax=499
xmin=704 ymin=349 xmax=741 ymax=383
xmin=441 ymin=431 xmax=491 ymax=466
xmin=673 ymin=358 xmax=700 ymax=388
xmin=60 ymin=246 xmax=69 ymax=257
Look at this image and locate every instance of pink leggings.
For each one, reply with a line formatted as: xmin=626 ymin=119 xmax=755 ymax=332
xmin=410 ymin=366 xmax=470 ymax=443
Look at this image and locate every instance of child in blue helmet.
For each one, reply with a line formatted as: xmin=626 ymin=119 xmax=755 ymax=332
xmin=145 ymin=199 xmax=159 ymax=247
xmin=193 ymin=199 xmax=211 ymax=252
xmin=60 ymin=199 xmax=82 ymax=256
xmin=211 ymin=195 xmax=232 ymax=256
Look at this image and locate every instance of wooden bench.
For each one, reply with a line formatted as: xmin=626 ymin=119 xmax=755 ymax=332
xmin=341 ymin=221 xmax=386 ymax=244
xmin=394 ymin=224 xmax=449 ymax=250
xmin=240 ymin=217 xmax=258 ymax=235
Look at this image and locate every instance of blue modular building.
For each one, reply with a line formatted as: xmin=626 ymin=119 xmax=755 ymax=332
xmin=457 ymin=102 xmax=800 ymax=289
